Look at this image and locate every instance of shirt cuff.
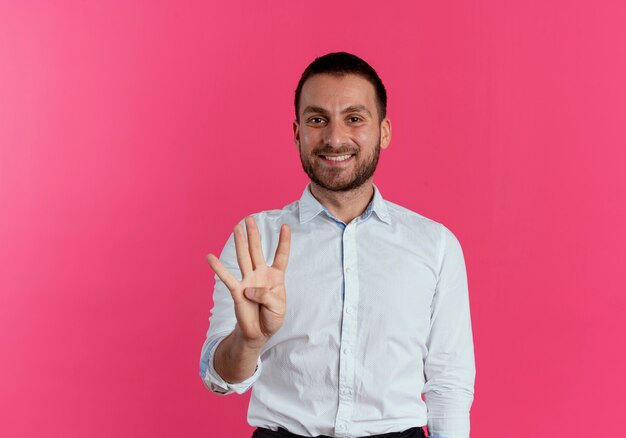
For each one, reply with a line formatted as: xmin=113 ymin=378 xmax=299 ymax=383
xmin=200 ymin=335 xmax=262 ymax=395
xmin=427 ymin=415 xmax=470 ymax=438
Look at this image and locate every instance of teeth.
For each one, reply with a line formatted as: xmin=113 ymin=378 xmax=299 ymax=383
xmin=324 ymin=155 xmax=352 ymax=161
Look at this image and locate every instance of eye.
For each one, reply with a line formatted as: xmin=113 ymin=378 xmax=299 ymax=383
xmin=348 ymin=116 xmax=363 ymax=123
xmin=307 ymin=117 xmax=326 ymax=125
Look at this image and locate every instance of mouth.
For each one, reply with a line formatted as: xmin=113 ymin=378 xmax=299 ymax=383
xmin=321 ymin=154 xmax=353 ymax=162
xmin=318 ymin=153 xmax=355 ymax=169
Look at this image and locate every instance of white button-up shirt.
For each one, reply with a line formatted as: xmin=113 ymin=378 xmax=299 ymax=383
xmin=200 ymin=185 xmax=475 ymax=438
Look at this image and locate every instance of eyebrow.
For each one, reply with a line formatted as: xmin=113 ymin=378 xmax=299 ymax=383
xmin=301 ymin=104 xmax=372 ymax=118
xmin=343 ymin=105 xmax=372 ymax=117
xmin=302 ymin=105 xmax=329 ymax=116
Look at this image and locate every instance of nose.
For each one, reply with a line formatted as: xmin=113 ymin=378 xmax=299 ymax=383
xmin=323 ymin=120 xmax=349 ymax=148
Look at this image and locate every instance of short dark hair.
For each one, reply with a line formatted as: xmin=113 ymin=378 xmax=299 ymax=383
xmin=294 ymin=52 xmax=387 ymax=121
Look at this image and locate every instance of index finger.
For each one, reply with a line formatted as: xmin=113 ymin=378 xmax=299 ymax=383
xmin=271 ymin=224 xmax=291 ymax=271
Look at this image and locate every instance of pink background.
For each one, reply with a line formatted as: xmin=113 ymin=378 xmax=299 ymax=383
xmin=1 ymin=1 xmax=625 ymax=436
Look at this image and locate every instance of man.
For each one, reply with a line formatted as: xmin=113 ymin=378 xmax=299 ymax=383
xmin=200 ymin=52 xmax=475 ymax=438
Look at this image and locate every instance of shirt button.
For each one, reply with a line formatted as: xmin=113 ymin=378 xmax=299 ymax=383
xmin=345 ymin=266 xmax=351 ymax=273
xmin=343 ymin=347 xmax=351 ymax=355
xmin=345 ymin=307 xmax=353 ymax=315
xmin=336 ymin=423 xmax=347 ymax=432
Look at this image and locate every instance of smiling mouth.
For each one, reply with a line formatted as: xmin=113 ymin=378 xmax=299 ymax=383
xmin=322 ymin=154 xmax=353 ymax=162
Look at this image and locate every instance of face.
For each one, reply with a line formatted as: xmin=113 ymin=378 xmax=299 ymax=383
xmin=294 ymin=74 xmax=391 ymax=192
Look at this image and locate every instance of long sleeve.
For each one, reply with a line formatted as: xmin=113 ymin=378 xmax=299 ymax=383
xmin=199 ymin=227 xmax=262 ymax=395
xmin=423 ymin=225 xmax=476 ymax=438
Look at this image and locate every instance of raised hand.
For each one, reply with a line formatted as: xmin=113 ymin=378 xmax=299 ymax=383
xmin=206 ymin=217 xmax=291 ymax=349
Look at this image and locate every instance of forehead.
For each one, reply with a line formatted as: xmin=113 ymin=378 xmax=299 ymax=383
xmin=299 ymin=74 xmax=377 ymax=115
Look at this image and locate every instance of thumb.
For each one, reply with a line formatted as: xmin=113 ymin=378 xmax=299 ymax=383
xmin=244 ymin=287 xmax=282 ymax=308
xmin=244 ymin=287 xmax=258 ymax=300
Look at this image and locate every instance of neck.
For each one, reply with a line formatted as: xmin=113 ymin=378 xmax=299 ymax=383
xmin=309 ymin=180 xmax=375 ymax=224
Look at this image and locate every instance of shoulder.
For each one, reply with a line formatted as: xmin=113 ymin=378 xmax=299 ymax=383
xmin=383 ymin=200 xmax=463 ymax=251
xmin=385 ymin=200 xmax=443 ymax=235
xmin=243 ymin=199 xmax=299 ymax=227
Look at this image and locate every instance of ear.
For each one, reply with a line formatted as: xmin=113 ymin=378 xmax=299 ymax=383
xmin=293 ymin=120 xmax=300 ymax=148
xmin=380 ymin=117 xmax=392 ymax=150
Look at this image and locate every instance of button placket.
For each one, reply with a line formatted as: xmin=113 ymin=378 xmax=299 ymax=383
xmin=334 ymin=221 xmax=360 ymax=437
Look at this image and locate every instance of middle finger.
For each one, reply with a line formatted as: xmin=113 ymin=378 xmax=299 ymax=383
xmin=245 ymin=216 xmax=266 ymax=269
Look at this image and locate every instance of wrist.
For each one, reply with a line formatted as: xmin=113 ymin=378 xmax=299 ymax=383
xmin=214 ymin=328 xmax=263 ymax=384
xmin=232 ymin=324 xmax=268 ymax=352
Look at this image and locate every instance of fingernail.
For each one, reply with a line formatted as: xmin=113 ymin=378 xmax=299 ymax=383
xmin=245 ymin=288 xmax=256 ymax=299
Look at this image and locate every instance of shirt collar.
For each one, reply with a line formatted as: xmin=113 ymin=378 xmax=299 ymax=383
xmin=298 ymin=184 xmax=392 ymax=225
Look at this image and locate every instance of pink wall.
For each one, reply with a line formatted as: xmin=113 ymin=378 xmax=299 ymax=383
xmin=1 ymin=1 xmax=625 ymax=436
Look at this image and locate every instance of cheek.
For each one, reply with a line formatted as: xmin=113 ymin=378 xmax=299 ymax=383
xmin=300 ymin=130 xmax=321 ymax=150
xmin=354 ymin=128 xmax=378 ymax=148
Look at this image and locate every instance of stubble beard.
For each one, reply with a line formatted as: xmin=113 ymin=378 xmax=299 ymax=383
xmin=299 ymin=137 xmax=382 ymax=193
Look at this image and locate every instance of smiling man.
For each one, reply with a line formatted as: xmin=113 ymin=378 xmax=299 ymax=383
xmin=200 ymin=52 xmax=475 ymax=438
xmin=296 ymin=73 xmax=389 ymax=196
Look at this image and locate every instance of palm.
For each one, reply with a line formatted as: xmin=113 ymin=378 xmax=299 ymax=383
xmin=235 ymin=263 xmax=285 ymax=341
xmin=207 ymin=217 xmax=291 ymax=347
